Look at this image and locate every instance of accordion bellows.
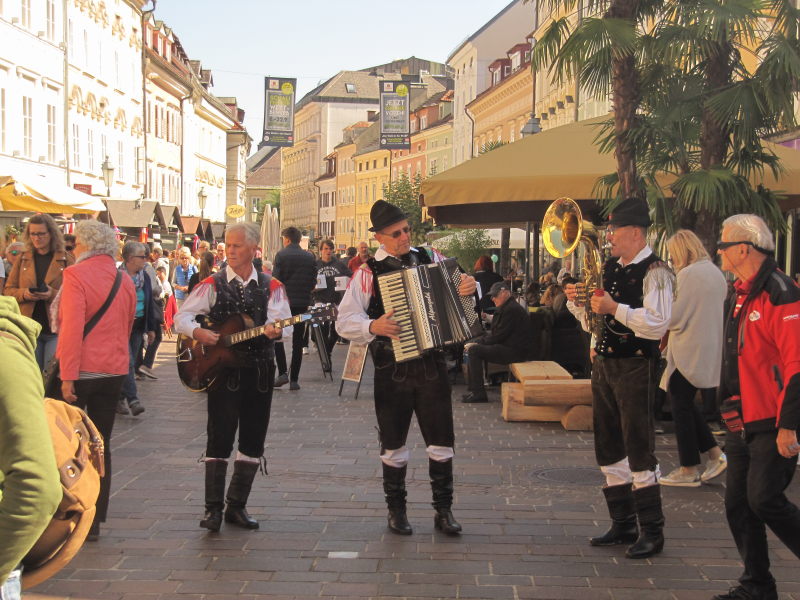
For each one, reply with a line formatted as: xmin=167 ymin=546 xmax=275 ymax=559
xmin=377 ymin=258 xmax=483 ymax=362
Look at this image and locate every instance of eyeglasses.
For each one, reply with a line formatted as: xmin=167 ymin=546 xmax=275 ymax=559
xmin=29 ymin=232 xmax=50 ymax=237
xmin=381 ymin=226 xmax=411 ymax=239
xmin=605 ymin=225 xmax=629 ymax=235
xmin=131 ymin=255 xmax=148 ymax=259
xmin=65 ymin=245 xmax=75 ymax=251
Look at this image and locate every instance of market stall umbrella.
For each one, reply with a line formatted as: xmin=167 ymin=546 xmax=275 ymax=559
xmin=420 ymin=117 xmax=800 ymax=227
xmin=0 ymin=174 xmax=106 ymax=213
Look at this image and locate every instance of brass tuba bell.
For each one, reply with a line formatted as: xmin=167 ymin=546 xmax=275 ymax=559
xmin=541 ymin=197 xmax=605 ymax=338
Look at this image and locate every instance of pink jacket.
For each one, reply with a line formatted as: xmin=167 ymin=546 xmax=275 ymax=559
xmin=56 ymin=254 xmax=135 ymax=381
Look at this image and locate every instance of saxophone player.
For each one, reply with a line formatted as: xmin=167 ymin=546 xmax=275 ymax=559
xmin=565 ymin=197 xmax=674 ymax=559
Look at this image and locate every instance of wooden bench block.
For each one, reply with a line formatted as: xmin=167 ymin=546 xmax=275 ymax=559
xmin=561 ymin=405 xmax=594 ymax=431
xmin=521 ymin=379 xmax=593 ymax=406
xmin=501 ymin=383 xmax=569 ymax=422
xmin=511 ymin=361 xmax=572 ymax=382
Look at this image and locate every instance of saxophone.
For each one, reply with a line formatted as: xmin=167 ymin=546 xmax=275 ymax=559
xmin=541 ymin=197 xmax=605 ymax=339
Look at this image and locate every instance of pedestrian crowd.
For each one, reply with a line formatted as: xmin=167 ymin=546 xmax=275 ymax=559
xmin=1 ymin=203 xmax=799 ymax=600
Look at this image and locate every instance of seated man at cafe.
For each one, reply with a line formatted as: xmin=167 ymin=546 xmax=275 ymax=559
xmin=462 ymin=281 xmax=532 ymax=403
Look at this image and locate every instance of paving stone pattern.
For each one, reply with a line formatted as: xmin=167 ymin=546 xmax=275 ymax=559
xmin=28 ymin=340 xmax=800 ymax=600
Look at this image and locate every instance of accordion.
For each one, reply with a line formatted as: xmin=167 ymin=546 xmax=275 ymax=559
xmin=376 ymin=258 xmax=483 ymax=363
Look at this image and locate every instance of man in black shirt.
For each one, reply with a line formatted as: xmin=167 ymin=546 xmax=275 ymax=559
xmin=273 ymin=226 xmax=318 ymax=391
xmin=313 ymin=239 xmax=351 ymax=356
xmin=462 ymin=282 xmax=531 ymax=403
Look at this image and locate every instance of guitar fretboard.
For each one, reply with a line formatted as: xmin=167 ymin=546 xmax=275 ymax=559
xmin=224 ymin=314 xmax=307 ymax=347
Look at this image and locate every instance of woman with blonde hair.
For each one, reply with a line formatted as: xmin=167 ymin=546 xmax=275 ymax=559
xmin=659 ymin=229 xmax=728 ymax=487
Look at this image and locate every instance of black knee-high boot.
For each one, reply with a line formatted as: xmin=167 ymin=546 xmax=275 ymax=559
xmin=200 ymin=459 xmax=227 ymax=532
xmin=383 ymin=463 xmax=412 ymax=535
xmin=224 ymin=460 xmax=260 ymax=529
xmin=590 ymin=483 xmax=639 ymax=546
xmin=430 ymin=459 xmax=462 ymax=535
xmin=626 ymin=484 xmax=665 ymax=559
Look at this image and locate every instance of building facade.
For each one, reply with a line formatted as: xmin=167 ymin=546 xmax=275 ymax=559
xmin=316 ymin=152 xmax=337 ymax=240
xmin=143 ymin=15 xmax=190 ymax=208
xmin=66 ymin=0 xmax=147 ymax=199
xmin=468 ymin=41 xmax=534 ymax=149
xmin=448 ymin=0 xmax=535 ymax=166
xmin=0 ymin=0 xmax=66 ymax=184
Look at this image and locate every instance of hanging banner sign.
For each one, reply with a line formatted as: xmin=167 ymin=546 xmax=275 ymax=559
xmin=379 ymin=80 xmax=410 ymax=150
xmin=263 ymin=77 xmax=296 ymax=147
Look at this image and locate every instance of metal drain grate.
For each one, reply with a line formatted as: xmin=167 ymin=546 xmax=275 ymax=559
xmin=530 ymin=467 xmax=605 ymax=486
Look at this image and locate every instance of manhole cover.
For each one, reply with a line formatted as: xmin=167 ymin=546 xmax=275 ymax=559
xmin=531 ymin=467 xmax=605 ymax=486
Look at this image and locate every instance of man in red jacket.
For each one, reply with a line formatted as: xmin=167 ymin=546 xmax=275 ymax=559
xmin=714 ymin=214 xmax=800 ymax=600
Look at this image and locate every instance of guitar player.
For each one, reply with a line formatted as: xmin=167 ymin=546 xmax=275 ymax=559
xmin=174 ymin=222 xmax=292 ymax=532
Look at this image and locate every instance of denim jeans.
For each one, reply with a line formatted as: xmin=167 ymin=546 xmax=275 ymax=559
xmin=34 ymin=332 xmax=58 ymax=371
xmin=121 ymin=317 xmax=145 ymax=402
xmin=0 ymin=569 xmax=21 ymax=600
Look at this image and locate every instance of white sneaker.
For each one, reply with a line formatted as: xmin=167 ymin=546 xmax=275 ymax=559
xmin=302 ymin=347 xmax=309 ymax=355
xmin=660 ymin=468 xmax=701 ymax=487
xmin=701 ymin=453 xmax=728 ymax=482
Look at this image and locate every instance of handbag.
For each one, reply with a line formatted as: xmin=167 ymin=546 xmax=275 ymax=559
xmin=21 ymin=398 xmax=104 ymax=589
xmin=43 ymin=271 xmax=123 ymax=398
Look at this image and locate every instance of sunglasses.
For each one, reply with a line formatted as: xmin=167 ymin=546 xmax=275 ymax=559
xmin=9 ymin=250 xmax=19 ymax=256
xmin=381 ymin=226 xmax=411 ymax=239
xmin=29 ymin=232 xmax=50 ymax=237
xmin=65 ymin=245 xmax=75 ymax=251
xmin=717 ymin=240 xmax=755 ymax=251
xmin=131 ymin=255 xmax=148 ymax=259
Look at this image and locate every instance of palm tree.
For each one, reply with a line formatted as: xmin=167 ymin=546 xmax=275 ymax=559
xmin=531 ymin=0 xmax=800 ymax=253
xmin=531 ymin=0 xmax=663 ymax=201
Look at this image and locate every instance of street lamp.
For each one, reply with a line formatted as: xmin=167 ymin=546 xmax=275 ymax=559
xmin=197 ymin=186 xmax=207 ymax=221
xmin=101 ymin=155 xmax=115 ymax=198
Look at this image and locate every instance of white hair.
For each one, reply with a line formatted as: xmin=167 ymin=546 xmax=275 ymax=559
xmin=177 ymin=246 xmax=192 ymax=257
xmin=722 ymin=214 xmax=775 ymax=252
xmin=226 ymin=222 xmax=260 ymax=246
xmin=151 ymin=243 xmax=163 ymax=255
xmin=74 ymin=220 xmax=118 ymax=260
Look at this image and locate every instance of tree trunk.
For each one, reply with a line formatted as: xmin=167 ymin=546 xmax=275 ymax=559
xmin=695 ymin=39 xmax=733 ymax=255
xmin=500 ymin=228 xmax=511 ymax=277
xmin=607 ymin=0 xmax=643 ymax=201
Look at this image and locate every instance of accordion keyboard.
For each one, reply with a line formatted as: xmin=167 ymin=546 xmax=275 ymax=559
xmin=377 ymin=271 xmax=422 ymax=362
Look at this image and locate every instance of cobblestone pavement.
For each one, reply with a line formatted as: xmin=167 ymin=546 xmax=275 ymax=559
xmin=28 ymin=339 xmax=800 ymax=600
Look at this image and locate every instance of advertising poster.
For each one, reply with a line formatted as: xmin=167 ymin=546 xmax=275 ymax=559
xmin=379 ymin=80 xmax=410 ymax=150
xmin=263 ymin=77 xmax=296 ymax=147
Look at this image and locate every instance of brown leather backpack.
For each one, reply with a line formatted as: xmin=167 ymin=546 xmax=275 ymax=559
xmin=21 ymin=398 xmax=104 ymax=589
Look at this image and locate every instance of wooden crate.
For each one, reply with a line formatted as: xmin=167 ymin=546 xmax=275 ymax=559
xmin=510 ymin=361 xmax=572 ymax=382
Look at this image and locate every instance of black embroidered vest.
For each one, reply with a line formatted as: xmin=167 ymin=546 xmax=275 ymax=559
xmin=208 ymin=270 xmax=274 ymax=358
xmin=366 ymin=247 xmax=433 ymax=325
xmin=595 ymin=253 xmax=663 ymax=358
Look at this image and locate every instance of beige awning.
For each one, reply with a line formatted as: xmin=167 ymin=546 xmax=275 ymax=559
xmin=420 ymin=117 xmax=800 ymax=227
xmin=0 ymin=174 xmax=106 ymax=213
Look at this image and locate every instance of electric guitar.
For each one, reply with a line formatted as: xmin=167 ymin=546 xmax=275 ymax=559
xmin=176 ymin=303 xmax=337 ymax=392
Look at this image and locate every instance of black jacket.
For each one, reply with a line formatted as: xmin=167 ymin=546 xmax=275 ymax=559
xmin=480 ymin=297 xmax=531 ymax=355
xmin=273 ymin=243 xmax=318 ymax=308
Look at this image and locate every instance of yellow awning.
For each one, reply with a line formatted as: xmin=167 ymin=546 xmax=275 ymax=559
xmin=421 ymin=117 xmax=800 ymax=226
xmin=0 ymin=174 xmax=106 ymax=214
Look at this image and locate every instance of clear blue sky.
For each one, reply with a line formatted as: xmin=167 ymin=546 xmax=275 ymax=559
xmin=153 ymin=0 xmax=518 ymax=147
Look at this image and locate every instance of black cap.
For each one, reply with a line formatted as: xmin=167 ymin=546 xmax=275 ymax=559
xmin=488 ymin=281 xmax=511 ymax=297
xmin=607 ymin=197 xmax=651 ymax=228
xmin=369 ymin=200 xmax=407 ymax=232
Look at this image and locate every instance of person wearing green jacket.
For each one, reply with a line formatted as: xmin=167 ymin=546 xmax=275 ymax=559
xmin=0 ymin=296 xmax=61 ymax=598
